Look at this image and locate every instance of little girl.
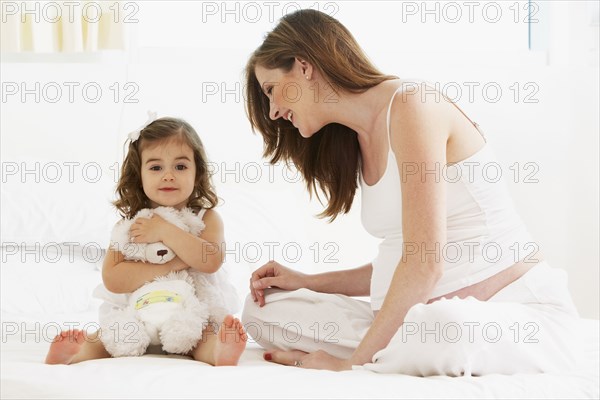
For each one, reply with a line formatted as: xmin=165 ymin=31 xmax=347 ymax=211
xmin=45 ymin=116 xmax=247 ymax=366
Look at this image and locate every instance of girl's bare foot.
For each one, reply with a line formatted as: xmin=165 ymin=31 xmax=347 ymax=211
xmin=45 ymin=330 xmax=86 ymax=365
xmin=213 ymin=315 xmax=247 ymax=366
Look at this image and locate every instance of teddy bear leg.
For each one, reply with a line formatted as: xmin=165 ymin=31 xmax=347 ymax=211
xmin=99 ymin=307 xmax=151 ymax=357
xmin=160 ymin=301 xmax=210 ymax=355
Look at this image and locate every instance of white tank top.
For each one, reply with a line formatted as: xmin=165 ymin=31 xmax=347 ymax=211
xmin=361 ymin=84 xmax=534 ymax=311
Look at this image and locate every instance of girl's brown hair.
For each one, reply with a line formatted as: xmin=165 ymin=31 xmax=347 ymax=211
xmin=245 ymin=9 xmax=397 ymax=221
xmin=114 ymin=117 xmax=218 ymax=218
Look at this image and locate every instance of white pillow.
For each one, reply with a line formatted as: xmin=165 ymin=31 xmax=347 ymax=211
xmin=0 ymin=245 xmax=103 ymax=318
xmin=1 ymin=159 xmax=119 ymax=247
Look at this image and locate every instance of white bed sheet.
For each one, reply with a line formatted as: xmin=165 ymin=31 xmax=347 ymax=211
xmin=1 ymin=317 xmax=598 ymax=399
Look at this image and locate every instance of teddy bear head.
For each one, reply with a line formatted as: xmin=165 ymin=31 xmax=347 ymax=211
xmin=110 ymin=206 xmax=205 ymax=264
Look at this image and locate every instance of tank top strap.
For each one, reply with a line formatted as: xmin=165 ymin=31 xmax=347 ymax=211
xmin=385 ymin=85 xmax=407 ymax=148
xmin=197 ymin=208 xmax=207 ymax=220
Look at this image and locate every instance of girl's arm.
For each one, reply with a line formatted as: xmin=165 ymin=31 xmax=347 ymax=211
xmin=102 ymin=249 xmax=189 ymax=294
xmin=130 ymin=209 xmax=225 ymax=274
xmin=349 ymin=91 xmax=448 ymax=366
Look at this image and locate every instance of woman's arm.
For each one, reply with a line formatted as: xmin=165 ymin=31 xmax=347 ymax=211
xmin=306 ymin=263 xmax=372 ymax=296
xmin=349 ymin=91 xmax=449 ymax=366
xmin=102 ymin=249 xmax=189 ymax=294
xmin=250 ymin=262 xmax=372 ymax=306
xmin=130 ymin=209 xmax=225 ymax=273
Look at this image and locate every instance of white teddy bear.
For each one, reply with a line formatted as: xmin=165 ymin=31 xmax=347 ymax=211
xmin=96 ymin=206 xmax=232 ymax=357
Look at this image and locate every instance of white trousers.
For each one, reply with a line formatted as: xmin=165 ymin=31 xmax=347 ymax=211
xmin=241 ymin=262 xmax=584 ymax=376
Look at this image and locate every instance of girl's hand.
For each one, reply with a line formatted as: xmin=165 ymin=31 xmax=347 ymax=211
xmin=130 ymin=214 xmax=169 ymax=244
xmin=263 ymin=349 xmax=352 ymax=371
xmin=250 ymin=260 xmax=309 ymax=306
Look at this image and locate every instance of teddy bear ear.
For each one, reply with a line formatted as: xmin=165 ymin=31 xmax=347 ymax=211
xmin=189 ymin=221 xmax=206 ymax=237
xmin=179 ymin=208 xmax=205 ymax=236
xmin=135 ymin=208 xmax=153 ymax=220
xmin=109 ymin=219 xmax=133 ymax=251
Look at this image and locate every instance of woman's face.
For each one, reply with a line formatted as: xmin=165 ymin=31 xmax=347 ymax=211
xmin=255 ymin=61 xmax=322 ymax=138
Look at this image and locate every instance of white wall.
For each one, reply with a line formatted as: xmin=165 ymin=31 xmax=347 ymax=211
xmin=1 ymin=1 xmax=598 ymax=318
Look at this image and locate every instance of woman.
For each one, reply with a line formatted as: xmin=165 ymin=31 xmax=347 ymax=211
xmin=242 ymin=9 xmax=581 ymax=375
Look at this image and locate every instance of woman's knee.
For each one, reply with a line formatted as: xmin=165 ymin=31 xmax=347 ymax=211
xmin=241 ymin=293 xmax=262 ymax=324
xmin=240 ymin=290 xmax=287 ymax=340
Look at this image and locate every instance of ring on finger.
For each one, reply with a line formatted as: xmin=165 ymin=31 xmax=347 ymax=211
xmin=294 ymin=360 xmax=303 ymax=367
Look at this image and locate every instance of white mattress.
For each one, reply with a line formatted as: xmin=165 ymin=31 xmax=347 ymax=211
xmin=1 ymin=317 xmax=598 ymax=399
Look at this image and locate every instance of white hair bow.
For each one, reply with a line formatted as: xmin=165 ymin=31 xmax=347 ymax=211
xmin=128 ymin=111 xmax=158 ymax=142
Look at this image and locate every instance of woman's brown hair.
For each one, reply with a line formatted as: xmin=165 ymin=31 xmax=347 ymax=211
xmin=245 ymin=9 xmax=397 ymax=221
xmin=114 ymin=117 xmax=218 ymax=218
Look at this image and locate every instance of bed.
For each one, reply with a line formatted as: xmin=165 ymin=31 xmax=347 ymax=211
xmin=1 ymin=257 xmax=598 ymax=399
xmin=2 ymin=316 xmax=599 ymax=399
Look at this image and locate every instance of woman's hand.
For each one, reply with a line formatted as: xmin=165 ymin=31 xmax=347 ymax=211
xmin=130 ymin=214 xmax=169 ymax=244
xmin=250 ymin=260 xmax=309 ymax=306
xmin=263 ymin=349 xmax=352 ymax=371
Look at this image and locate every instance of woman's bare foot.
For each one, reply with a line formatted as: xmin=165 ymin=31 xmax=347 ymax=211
xmin=45 ymin=329 xmax=86 ymax=365
xmin=213 ymin=315 xmax=247 ymax=366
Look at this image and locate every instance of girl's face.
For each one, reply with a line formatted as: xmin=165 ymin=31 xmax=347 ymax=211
xmin=140 ymin=138 xmax=196 ymax=210
xmin=255 ymin=60 xmax=323 ymax=138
